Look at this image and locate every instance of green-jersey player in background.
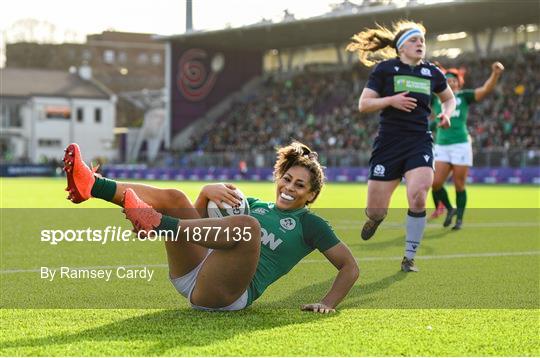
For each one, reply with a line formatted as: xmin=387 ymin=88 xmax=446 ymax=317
xmin=430 ymin=62 xmax=505 ymax=229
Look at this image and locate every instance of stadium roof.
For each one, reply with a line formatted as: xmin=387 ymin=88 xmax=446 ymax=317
xmin=1 ymin=68 xmax=111 ymax=99
xmin=161 ymin=0 xmax=540 ymax=50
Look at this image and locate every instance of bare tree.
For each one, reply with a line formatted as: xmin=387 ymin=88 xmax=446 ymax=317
xmin=5 ymin=18 xmax=58 ymax=43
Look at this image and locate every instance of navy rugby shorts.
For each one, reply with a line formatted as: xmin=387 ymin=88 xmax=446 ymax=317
xmin=368 ymin=132 xmax=434 ymax=181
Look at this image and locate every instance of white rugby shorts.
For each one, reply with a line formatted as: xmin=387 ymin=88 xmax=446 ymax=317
xmin=169 ymin=249 xmax=248 ymax=311
xmin=434 ymin=142 xmax=473 ymax=166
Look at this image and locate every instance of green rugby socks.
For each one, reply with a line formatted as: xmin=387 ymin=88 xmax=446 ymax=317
xmin=456 ymin=190 xmax=467 ymax=221
xmin=91 ymin=177 xmax=117 ymax=202
xmin=432 ymin=187 xmax=453 ymax=210
xmin=156 ymin=215 xmax=180 ymax=233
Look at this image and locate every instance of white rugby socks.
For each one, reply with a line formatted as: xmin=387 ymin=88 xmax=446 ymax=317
xmin=404 ymin=210 xmax=426 ymax=260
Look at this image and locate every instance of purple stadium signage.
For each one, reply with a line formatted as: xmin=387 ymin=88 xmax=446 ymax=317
xmin=103 ymin=166 xmax=540 ymax=184
xmin=170 ymin=44 xmax=263 ymax=136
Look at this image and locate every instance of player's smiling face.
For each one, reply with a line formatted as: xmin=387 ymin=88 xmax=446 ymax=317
xmin=400 ymin=35 xmax=425 ymax=62
xmin=276 ymin=166 xmax=316 ymax=210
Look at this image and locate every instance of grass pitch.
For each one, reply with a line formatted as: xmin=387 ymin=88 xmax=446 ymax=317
xmin=1 ymin=178 xmax=539 ymax=356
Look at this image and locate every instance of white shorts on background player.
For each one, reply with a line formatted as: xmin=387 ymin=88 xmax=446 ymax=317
xmin=169 ymin=249 xmax=249 ymax=311
xmin=434 ymin=142 xmax=473 ymax=166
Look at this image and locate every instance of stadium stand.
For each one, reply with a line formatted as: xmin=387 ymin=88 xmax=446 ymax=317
xmin=177 ymin=50 xmax=539 ymax=168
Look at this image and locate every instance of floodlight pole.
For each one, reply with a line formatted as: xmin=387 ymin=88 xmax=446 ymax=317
xmin=186 ymin=0 xmax=193 ymax=32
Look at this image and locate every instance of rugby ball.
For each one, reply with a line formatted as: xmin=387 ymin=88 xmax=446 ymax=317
xmin=207 ymin=188 xmax=250 ymax=218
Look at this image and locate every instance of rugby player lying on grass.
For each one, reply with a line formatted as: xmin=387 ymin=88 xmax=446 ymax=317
xmin=62 ymin=141 xmax=359 ymax=312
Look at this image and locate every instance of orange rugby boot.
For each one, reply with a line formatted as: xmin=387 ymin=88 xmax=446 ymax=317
xmin=63 ymin=143 xmax=98 ymax=203
xmin=122 ymin=188 xmax=162 ymax=237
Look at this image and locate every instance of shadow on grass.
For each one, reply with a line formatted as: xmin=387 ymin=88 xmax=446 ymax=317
xmin=341 ymin=270 xmax=408 ymax=308
xmin=265 ymin=270 xmax=408 ymax=310
xmin=348 ymin=228 xmax=451 ymax=255
xmin=1 ymin=292 xmax=335 ymax=355
xmin=3 ymin=269 xmax=410 ymax=354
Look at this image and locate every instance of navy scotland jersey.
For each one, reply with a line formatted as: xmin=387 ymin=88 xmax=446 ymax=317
xmin=366 ymin=58 xmax=447 ymax=134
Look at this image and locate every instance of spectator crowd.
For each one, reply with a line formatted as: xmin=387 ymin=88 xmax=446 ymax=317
xmin=183 ymin=50 xmax=539 ymax=167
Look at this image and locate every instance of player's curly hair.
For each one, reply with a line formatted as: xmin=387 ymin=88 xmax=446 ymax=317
xmin=273 ymin=141 xmax=325 ymax=204
xmin=346 ymin=20 xmax=426 ymax=67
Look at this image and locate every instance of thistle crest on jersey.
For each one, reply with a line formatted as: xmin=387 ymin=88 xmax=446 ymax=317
xmin=421 ymin=68 xmax=432 ymax=77
xmin=373 ymin=164 xmax=385 ymax=177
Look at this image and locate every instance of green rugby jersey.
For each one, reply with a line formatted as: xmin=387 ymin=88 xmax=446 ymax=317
xmin=431 ymin=89 xmax=476 ymax=145
xmin=245 ymin=198 xmax=341 ymax=305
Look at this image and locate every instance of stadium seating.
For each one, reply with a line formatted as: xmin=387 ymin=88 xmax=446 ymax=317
xmin=180 ymin=50 xmax=539 ymax=168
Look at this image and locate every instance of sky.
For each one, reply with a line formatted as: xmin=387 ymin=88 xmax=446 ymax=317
xmin=1 ymin=0 xmax=365 ymax=42
xmin=0 ymin=0 xmax=448 ymax=41
xmin=0 ymin=0 xmax=444 ymax=66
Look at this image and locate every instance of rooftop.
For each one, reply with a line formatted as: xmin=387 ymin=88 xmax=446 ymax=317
xmin=1 ymin=68 xmax=111 ymax=99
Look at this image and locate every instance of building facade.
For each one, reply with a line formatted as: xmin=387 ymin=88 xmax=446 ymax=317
xmin=6 ymin=31 xmax=165 ymax=93
xmin=5 ymin=31 xmax=164 ymax=128
xmin=1 ymin=68 xmax=116 ymax=163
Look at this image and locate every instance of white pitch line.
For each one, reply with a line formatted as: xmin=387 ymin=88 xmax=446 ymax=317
xmin=332 ymin=222 xmax=540 ymax=230
xmin=332 ymin=221 xmax=539 ymax=229
xmin=302 ymin=250 xmax=540 ymax=264
xmin=2 ymin=251 xmax=539 ymax=274
xmin=332 ymin=219 xmax=539 ymax=224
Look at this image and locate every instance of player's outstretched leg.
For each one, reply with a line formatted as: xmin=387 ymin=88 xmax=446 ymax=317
xmin=62 ymin=143 xmax=199 ymax=220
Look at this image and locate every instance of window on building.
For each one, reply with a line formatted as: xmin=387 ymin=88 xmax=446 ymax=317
xmin=82 ymin=49 xmax=92 ymax=60
xmin=103 ymin=49 xmax=115 ymax=64
xmin=0 ymin=104 xmax=6 ymax=128
xmin=151 ymin=53 xmax=162 ymax=65
xmin=38 ymin=139 xmax=62 ymax=147
xmin=137 ymin=52 xmax=149 ymax=64
xmin=95 ymin=108 xmax=102 ymax=123
xmin=1 ymin=103 xmax=23 ymax=128
xmin=118 ymin=51 xmax=127 ymax=64
xmin=76 ymin=108 xmax=84 ymax=122
xmin=45 ymin=106 xmax=71 ymax=120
